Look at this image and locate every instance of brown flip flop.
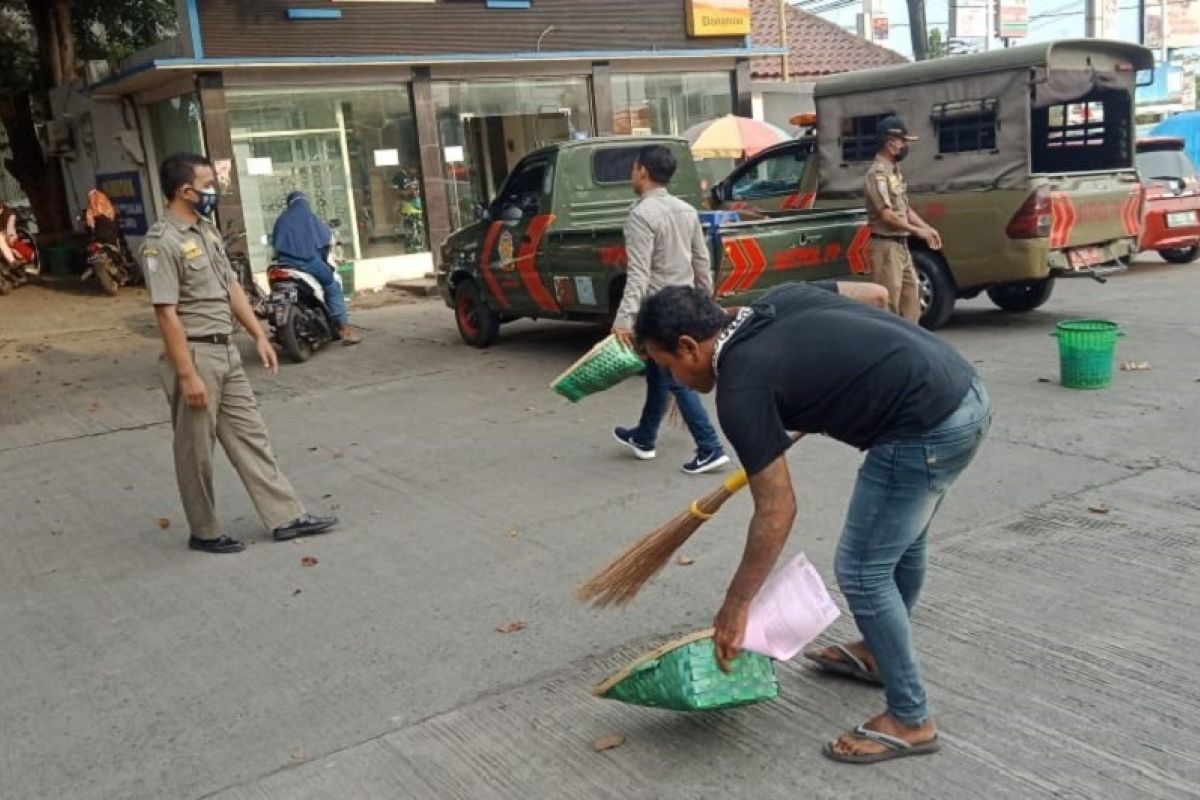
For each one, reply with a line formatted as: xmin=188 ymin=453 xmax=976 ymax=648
xmin=822 ymin=724 xmax=941 ymax=765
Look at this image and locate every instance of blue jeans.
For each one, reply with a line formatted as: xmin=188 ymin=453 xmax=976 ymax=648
xmin=631 ymin=362 xmax=722 ymax=453
xmin=834 ymin=377 xmax=991 ymax=725
xmin=284 ymin=255 xmax=348 ymax=327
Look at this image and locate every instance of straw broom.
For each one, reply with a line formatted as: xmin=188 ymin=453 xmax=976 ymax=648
xmin=578 ymin=433 xmax=803 ymax=608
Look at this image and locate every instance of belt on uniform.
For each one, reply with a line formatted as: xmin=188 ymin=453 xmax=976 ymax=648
xmin=186 ymin=333 xmax=233 ymax=345
xmin=869 ymin=234 xmax=908 ymax=241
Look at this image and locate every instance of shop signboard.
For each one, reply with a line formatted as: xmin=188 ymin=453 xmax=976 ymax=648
xmin=872 ymin=14 xmax=889 ymax=41
xmin=95 ymin=171 xmax=148 ymax=236
xmin=1147 ymin=0 xmax=1200 ymax=49
xmin=686 ymin=0 xmax=751 ymax=37
xmin=997 ymin=0 xmax=1028 ymax=38
xmin=950 ymin=0 xmax=988 ymax=39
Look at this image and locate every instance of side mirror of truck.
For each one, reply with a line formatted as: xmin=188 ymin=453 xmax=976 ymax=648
xmin=499 ymin=205 xmax=524 ymax=227
xmin=473 ymin=203 xmax=491 ymax=222
xmin=711 ymin=184 xmax=726 ymax=206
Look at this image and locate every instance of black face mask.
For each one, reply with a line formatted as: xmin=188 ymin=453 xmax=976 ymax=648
xmin=895 ymin=143 xmax=910 ymax=162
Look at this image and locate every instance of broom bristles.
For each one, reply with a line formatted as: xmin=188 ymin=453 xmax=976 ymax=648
xmin=578 ymin=483 xmax=738 ymax=607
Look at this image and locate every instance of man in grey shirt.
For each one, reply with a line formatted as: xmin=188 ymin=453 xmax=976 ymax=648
xmin=612 ymin=144 xmax=728 ymax=475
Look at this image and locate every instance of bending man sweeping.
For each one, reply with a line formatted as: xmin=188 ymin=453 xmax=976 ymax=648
xmin=633 ymin=280 xmax=990 ymax=764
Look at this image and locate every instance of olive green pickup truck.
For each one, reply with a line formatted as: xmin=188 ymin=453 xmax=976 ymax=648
xmin=437 ymin=136 xmax=870 ymax=347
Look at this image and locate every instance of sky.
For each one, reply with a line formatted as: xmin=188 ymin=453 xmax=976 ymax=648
xmin=794 ymin=0 xmax=1152 ymax=59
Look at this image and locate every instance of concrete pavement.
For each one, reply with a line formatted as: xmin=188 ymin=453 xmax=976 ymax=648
xmin=1 ymin=264 xmax=1198 ymax=799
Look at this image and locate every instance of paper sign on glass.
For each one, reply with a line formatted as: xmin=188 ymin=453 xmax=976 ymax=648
xmin=444 ymin=145 xmax=465 ymax=163
xmin=246 ymin=157 xmax=273 ymax=176
xmin=741 ymin=552 xmax=840 ymax=661
xmin=373 ymin=149 xmax=400 ymax=167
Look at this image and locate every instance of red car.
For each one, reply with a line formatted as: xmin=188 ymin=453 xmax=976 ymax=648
xmin=1136 ymin=137 xmax=1200 ymax=264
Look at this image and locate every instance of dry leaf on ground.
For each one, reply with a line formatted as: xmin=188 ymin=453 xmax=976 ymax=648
xmin=505 ymin=528 xmax=520 ymax=539
xmin=676 ymin=555 xmax=695 ymax=566
xmin=301 ymin=556 xmax=319 ymax=567
xmin=496 ymin=621 xmax=527 ymax=634
xmin=1088 ymin=504 xmax=1110 ymax=515
xmin=592 ymin=734 xmax=626 ymax=752
xmin=156 ymin=517 xmax=171 ymax=530
xmin=1120 ymin=361 xmax=1151 ymax=372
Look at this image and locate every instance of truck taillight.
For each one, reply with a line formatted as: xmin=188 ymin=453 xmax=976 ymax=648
xmin=1006 ymin=187 xmax=1052 ymax=240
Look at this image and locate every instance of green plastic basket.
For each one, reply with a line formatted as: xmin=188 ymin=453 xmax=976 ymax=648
xmin=1052 ymin=319 xmax=1122 ymax=390
xmin=594 ymin=629 xmax=779 ymax=712
xmin=550 ymin=335 xmax=645 ymax=403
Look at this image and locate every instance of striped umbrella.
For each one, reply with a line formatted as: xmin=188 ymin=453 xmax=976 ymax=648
xmin=683 ymin=115 xmax=791 ymax=159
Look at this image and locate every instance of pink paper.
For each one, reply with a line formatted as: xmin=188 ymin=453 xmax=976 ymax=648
xmin=741 ymin=552 xmax=840 ymax=661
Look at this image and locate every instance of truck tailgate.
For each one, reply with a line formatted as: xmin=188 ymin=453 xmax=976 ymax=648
xmin=1047 ymin=171 xmax=1141 ymax=250
xmin=711 ymin=209 xmax=869 ymax=299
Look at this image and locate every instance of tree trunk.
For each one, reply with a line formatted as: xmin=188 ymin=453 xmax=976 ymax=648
xmin=906 ymin=0 xmax=930 ymax=61
xmin=0 ymin=92 xmax=72 ymax=236
xmin=52 ymin=0 xmax=76 ymax=86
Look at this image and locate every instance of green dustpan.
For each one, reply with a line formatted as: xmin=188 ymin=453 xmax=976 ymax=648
xmin=550 ymin=335 xmax=645 ymax=403
xmin=594 ymin=629 xmax=779 ymax=712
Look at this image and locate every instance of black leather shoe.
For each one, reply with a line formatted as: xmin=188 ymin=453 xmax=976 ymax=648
xmin=188 ymin=535 xmax=246 ymax=554
xmin=273 ymin=513 xmax=338 ymax=541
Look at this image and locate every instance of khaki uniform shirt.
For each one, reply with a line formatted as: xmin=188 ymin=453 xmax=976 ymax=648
xmin=864 ymin=157 xmax=910 ymax=237
xmin=614 ymin=187 xmax=713 ymax=329
xmin=141 ymin=213 xmax=236 ymax=337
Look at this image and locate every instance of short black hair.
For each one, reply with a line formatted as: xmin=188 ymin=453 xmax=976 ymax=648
xmin=634 ymin=286 xmax=730 ymax=353
xmin=635 ymin=144 xmax=678 ymax=185
xmin=160 ymin=152 xmax=213 ymax=200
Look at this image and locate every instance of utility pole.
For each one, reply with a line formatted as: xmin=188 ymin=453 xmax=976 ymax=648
xmin=1138 ymin=0 xmax=1145 ymax=44
xmin=778 ymin=0 xmax=789 ymax=83
xmin=983 ymin=0 xmax=993 ymax=52
xmin=906 ymin=0 xmax=930 ymax=61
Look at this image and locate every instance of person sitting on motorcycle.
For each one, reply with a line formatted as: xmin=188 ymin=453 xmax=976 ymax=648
xmin=271 ymin=191 xmax=361 ymax=345
xmin=83 ymin=189 xmax=136 ymax=275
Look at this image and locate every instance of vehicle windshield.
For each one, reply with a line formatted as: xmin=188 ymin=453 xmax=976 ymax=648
xmin=1136 ymin=148 xmax=1197 ymax=181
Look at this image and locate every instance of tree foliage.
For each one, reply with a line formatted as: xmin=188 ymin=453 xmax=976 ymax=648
xmin=0 ymin=0 xmax=174 ymax=233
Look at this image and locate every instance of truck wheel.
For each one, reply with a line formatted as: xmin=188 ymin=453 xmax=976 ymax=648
xmin=987 ymin=277 xmax=1056 ymax=313
xmin=1159 ymin=246 xmax=1199 ymax=264
xmin=454 ymin=280 xmax=500 ymax=348
xmin=912 ymin=249 xmax=955 ymax=330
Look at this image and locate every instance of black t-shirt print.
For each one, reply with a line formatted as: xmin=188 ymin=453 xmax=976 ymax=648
xmin=715 ymin=281 xmax=976 ymax=476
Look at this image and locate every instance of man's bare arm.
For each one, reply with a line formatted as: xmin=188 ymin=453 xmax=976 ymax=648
xmin=834 ymin=281 xmax=889 ymax=309
xmin=725 ymin=455 xmax=798 ymax=606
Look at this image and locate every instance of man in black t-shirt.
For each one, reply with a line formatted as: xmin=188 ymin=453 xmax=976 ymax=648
xmin=634 ymin=281 xmax=991 ymax=765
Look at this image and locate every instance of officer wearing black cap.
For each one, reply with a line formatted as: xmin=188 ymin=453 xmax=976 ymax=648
xmin=863 ymin=116 xmax=942 ymax=322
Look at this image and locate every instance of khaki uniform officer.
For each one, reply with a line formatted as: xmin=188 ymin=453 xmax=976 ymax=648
xmin=143 ymin=152 xmax=336 ymax=554
xmin=863 ymin=116 xmax=942 ymax=323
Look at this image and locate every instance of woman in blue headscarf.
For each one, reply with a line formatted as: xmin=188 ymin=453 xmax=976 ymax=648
xmin=271 ymin=191 xmax=361 ymax=344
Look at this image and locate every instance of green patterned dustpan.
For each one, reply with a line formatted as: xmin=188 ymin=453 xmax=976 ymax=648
xmin=550 ymin=334 xmax=645 ymax=403
xmin=594 ymin=629 xmax=779 ymax=712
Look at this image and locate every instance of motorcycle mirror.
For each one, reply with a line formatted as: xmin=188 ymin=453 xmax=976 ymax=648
xmin=473 ymin=203 xmax=491 ymax=222
xmin=499 ymin=205 xmax=523 ymax=227
xmin=328 ymin=218 xmax=343 ymax=229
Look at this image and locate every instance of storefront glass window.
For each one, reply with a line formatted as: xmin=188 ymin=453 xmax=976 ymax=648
xmin=227 ymin=86 xmax=423 ymax=273
xmin=432 ymin=77 xmax=592 ymax=231
xmin=148 ymin=93 xmax=205 ymax=159
xmin=612 ymin=71 xmax=735 ymax=190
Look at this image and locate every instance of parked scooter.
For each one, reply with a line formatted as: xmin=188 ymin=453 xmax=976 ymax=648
xmin=0 ymin=210 xmax=39 ymax=295
xmin=223 ymin=227 xmax=270 ymax=319
xmin=265 ymin=218 xmax=345 ymax=362
xmin=79 ymin=209 xmax=138 ymax=296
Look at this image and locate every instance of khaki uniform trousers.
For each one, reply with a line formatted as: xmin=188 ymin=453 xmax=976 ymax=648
xmin=160 ymin=342 xmax=303 ymax=540
xmin=869 ymin=237 xmax=920 ymax=323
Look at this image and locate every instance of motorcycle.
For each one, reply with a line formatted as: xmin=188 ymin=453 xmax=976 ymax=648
xmin=79 ymin=211 xmax=138 ymax=296
xmin=265 ymin=217 xmax=345 ymax=363
xmin=395 ymin=176 xmax=426 ymax=252
xmin=0 ymin=218 xmax=39 ymax=295
xmin=223 ymin=228 xmax=270 ymax=319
